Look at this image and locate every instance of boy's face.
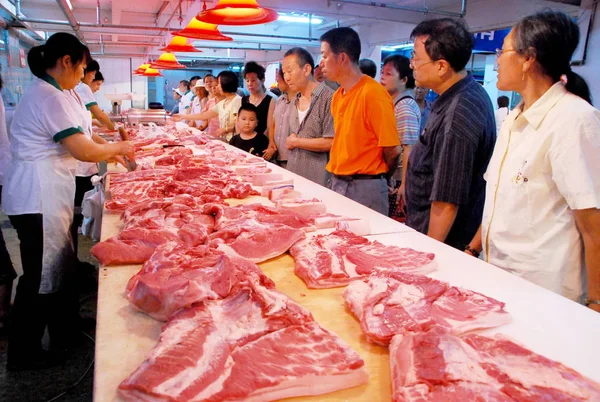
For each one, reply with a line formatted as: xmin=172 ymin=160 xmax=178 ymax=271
xmin=237 ymin=110 xmax=258 ymax=133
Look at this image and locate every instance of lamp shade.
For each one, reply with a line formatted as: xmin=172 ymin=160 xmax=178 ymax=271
xmin=160 ymin=36 xmax=202 ymax=53
xmin=141 ymin=68 xmax=163 ymax=77
xmin=133 ymin=63 xmax=151 ymax=75
xmin=150 ymin=52 xmax=186 ymax=69
xmin=196 ymin=0 xmax=278 ymax=26
xmin=172 ymin=18 xmax=233 ymax=41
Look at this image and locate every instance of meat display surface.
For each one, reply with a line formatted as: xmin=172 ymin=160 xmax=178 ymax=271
xmin=344 ymin=271 xmax=511 ymax=345
xmin=390 ymin=329 xmax=600 ymax=402
xmin=290 ymin=230 xmax=436 ymax=289
xmin=119 ymin=282 xmax=368 ymax=402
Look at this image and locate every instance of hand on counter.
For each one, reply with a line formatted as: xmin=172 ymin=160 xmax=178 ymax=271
xmin=263 ymin=142 xmax=277 ymax=161
xmin=171 ymin=114 xmax=183 ymax=122
xmin=215 ymin=128 xmax=227 ymax=138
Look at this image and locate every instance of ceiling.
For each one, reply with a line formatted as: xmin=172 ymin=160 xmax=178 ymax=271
xmin=0 ymin=0 xmax=583 ymax=62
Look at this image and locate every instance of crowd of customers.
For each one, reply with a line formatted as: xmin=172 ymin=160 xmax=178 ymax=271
xmin=174 ymin=9 xmax=599 ymax=312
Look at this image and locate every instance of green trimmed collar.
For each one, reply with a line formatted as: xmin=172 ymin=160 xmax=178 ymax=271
xmin=41 ymin=73 xmax=62 ymax=91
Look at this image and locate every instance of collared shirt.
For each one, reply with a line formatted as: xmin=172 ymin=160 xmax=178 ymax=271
xmin=288 ymin=82 xmax=335 ymax=186
xmin=273 ymin=93 xmax=293 ymax=162
xmin=3 ymin=76 xmax=82 ymax=215
xmin=405 ymin=74 xmax=496 ymax=249
xmin=482 ymin=83 xmax=600 ymax=302
xmin=75 ymin=82 xmax=98 ymax=111
xmin=327 ymin=75 xmax=399 ymax=176
xmin=179 ymin=90 xmax=193 ymax=111
xmin=393 ymin=90 xmax=421 ymax=146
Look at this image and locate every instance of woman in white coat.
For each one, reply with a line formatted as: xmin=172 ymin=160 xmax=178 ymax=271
xmin=2 ymin=32 xmax=135 ymax=371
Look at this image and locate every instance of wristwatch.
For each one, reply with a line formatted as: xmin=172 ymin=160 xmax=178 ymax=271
xmin=584 ymin=298 xmax=600 ymax=307
xmin=464 ymin=245 xmax=480 ymax=258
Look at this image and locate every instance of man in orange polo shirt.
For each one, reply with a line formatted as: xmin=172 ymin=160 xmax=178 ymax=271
xmin=320 ymin=27 xmax=400 ymax=215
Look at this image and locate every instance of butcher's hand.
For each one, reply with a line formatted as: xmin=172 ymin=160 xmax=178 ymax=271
xmin=263 ymin=142 xmax=277 ymax=160
xmin=286 ymin=133 xmax=298 ymax=150
xmin=171 ymin=114 xmax=183 ymax=122
xmin=112 ymin=155 xmax=128 ymax=170
xmin=118 ymin=141 xmax=136 ymax=161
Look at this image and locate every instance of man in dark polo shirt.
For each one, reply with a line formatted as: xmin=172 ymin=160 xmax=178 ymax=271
xmin=405 ymin=18 xmax=496 ymax=250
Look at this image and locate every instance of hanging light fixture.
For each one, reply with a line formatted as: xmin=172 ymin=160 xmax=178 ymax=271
xmin=133 ymin=63 xmax=151 ymax=75
xmin=160 ymin=36 xmax=202 ymax=53
xmin=172 ymin=17 xmax=233 ymax=41
xmin=150 ymin=52 xmax=186 ymax=69
xmin=141 ymin=67 xmax=163 ymax=77
xmin=196 ymin=0 xmax=278 ymax=26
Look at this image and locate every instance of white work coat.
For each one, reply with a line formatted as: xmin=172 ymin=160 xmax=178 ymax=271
xmin=0 ymin=95 xmax=10 ymax=186
xmin=2 ymin=75 xmax=83 ymax=293
xmin=482 ymin=83 xmax=600 ymax=302
xmin=74 ymin=83 xmax=99 ymax=177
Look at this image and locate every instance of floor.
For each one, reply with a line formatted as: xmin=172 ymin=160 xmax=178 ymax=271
xmin=0 ymin=212 xmax=97 ymax=402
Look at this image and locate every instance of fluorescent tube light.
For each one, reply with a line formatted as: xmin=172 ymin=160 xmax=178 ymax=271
xmin=278 ymin=14 xmax=323 ymax=24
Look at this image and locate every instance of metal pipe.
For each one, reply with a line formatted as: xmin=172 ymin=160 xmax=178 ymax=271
xmin=16 ymin=0 xmax=21 ymax=17
xmin=87 ymin=41 xmax=157 ymax=46
xmin=55 ymin=0 xmax=85 ymax=42
xmin=334 ymin=0 xmax=468 ymax=18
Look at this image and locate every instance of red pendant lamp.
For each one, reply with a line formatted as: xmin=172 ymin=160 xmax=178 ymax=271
xmin=172 ymin=17 xmax=232 ymax=41
xmin=133 ymin=63 xmax=151 ymax=75
xmin=196 ymin=0 xmax=278 ymax=26
xmin=150 ymin=52 xmax=186 ymax=69
xmin=160 ymin=36 xmax=202 ymax=53
xmin=141 ymin=67 xmax=163 ymax=77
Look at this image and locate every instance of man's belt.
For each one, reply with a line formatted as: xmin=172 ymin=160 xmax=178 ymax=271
xmin=334 ymin=173 xmax=386 ymax=181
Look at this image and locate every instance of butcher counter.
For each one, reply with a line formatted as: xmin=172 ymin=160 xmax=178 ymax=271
xmin=93 ymin=140 xmax=600 ymax=402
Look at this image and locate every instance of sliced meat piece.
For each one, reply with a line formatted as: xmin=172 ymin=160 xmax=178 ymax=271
xmin=344 ymin=272 xmax=510 ymax=345
xmin=90 ymin=239 xmax=155 ymax=266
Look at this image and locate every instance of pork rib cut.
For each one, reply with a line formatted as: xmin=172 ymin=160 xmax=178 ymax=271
xmin=291 ymin=230 xmax=436 ymax=289
xmin=390 ymin=329 xmax=600 ymax=402
xmin=344 ymin=271 xmax=510 ymax=345
xmin=119 ymin=283 xmax=368 ymax=401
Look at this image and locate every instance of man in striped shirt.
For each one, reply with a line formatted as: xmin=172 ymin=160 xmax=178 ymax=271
xmin=405 ymin=18 xmax=496 ymax=250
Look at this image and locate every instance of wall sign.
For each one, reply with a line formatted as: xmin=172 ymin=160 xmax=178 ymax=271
xmin=473 ymin=28 xmax=511 ymax=53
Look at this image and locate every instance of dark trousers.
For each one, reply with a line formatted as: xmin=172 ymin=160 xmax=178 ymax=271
xmin=71 ymin=175 xmax=94 ymax=259
xmin=0 ymin=186 xmax=17 ymax=284
xmin=7 ymin=214 xmax=80 ymax=361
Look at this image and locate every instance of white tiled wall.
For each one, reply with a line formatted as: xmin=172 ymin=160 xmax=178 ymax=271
xmin=94 ymin=57 xmax=148 ymax=112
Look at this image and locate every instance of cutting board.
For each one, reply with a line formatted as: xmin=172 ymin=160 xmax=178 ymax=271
xmin=94 ymin=215 xmax=393 ymax=402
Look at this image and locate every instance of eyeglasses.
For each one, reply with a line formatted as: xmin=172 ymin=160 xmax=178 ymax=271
xmin=409 ymin=51 xmax=436 ymax=69
xmin=496 ymin=48 xmax=517 ymax=58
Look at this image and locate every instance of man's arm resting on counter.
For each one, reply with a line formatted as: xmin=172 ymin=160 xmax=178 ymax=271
xmin=428 ymin=201 xmax=459 ymax=243
xmin=574 ymin=208 xmax=600 ymax=313
xmin=382 ymin=145 xmax=401 ymax=179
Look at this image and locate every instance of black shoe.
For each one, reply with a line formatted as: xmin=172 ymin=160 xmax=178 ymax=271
xmin=6 ymin=350 xmax=63 ymax=372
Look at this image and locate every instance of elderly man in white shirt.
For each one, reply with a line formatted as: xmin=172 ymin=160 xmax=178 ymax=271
xmin=465 ymin=11 xmax=600 ymax=312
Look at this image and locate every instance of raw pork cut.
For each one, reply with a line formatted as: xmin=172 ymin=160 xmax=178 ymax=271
xmin=127 ymin=245 xmax=274 ymax=320
xmin=291 ymin=230 xmax=436 ymax=289
xmin=119 ymin=283 xmax=367 ymax=402
xmin=203 ymin=203 xmax=315 ymax=231
xmin=390 ymin=329 xmax=600 ymax=402
xmin=344 ymin=271 xmax=510 ymax=345
xmin=208 ymin=220 xmax=305 ymax=263
xmin=90 ymin=238 xmax=155 ymax=266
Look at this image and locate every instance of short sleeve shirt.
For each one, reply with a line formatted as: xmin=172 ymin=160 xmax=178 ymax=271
xmin=482 ymin=83 xmax=600 ymax=301
xmin=211 ymin=95 xmax=242 ymax=140
xmin=405 ymin=74 xmax=496 ymax=249
xmin=327 ymin=76 xmax=399 ymax=176
xmin=3 ymin=75 xmax=83 ymax=215
xmin=287 ymin=82 xmax=335 ymax=186
xmin=229 ymin=133 xmax=269 ymax=157
xmin=204 ymin=96 xmax=220 ymax=136
xmin=393 ymin=90 xmax=421 ymax=146
xmin=75 ymin=82 xmax=97 ymax=111
xmin=273 ymin=93 xmax=293 ymax=161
